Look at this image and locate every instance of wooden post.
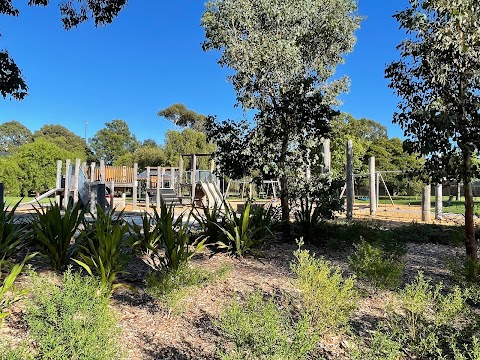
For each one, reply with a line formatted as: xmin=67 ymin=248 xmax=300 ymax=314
xmin=81 ymin=161 xmax=87 ymax=175
xmin=435 ymin=183 xmax=443 ymax=220
xmin=133 ymin=162 xmax=138 ymax=210
xmin=456 ymin=182 xmax=461 ymax=201
xmin=323 ymin=139 xmax=331 ymax=173
xmin=376 ymin=172 xmax=380 ymax=208
xmin=72 ymin=158 xmax=81 ymax=205
xmin=63 ymin=159 xmax=71 ymax=209
xmin=90 ymin=162 xmax=96 ymax=182
xmin=156 ymin=166 xmax=161 ymax=210
xmin=346 ymin=140 xmax=354 ymax=220
xmin=170 ymin=167 xmax=175 ymax=190
xmin=0 ymin=183 xmax=4 ymax=210
xmin=422 ymin=184 xmax=431 ymax=223
xmin=178 ymin=156 xmax=184 ymax=198
xmin=191 ymin=154 xmax=197 ymax=204
xmin=146 ymin=167 xmax=150 ymax=210
xmin=56 ymin=160 xmax=62 ymax=207
xmin=97 ymin=183 xmax=106 ymax=212
xmin=110 ymin=179 xmax=115 ymax=210
xmin=209 ymin=159 xmax=215 ymax=182
xmin=369 ymin=157 xmax=376 ymax=215
xmin=100 ymin=160 xmax=105 ymax=183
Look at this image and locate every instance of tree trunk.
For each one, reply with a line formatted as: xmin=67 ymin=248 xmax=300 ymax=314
xmin=279 ymin=129 xmax=290 ymax=240
xmin=463 ymin=152 xmax=478 ymax=279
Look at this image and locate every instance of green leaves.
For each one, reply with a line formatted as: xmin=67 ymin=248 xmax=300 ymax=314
xmin=0 ymin=200 xmax=30 ymax=259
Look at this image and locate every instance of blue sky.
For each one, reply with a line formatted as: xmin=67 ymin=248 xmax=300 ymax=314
xmin=0 ymin=0 xmax=409 ymax=144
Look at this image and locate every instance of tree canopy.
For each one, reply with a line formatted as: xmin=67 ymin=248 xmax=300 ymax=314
xmin=33 ymin=124 xmax=88 ymax=159
xmin=158 ymin=103 xmax=207 ymax=133
xmin=385 ymin=0 xmax=480 ymax=267
xmin=164 ymin=129 xmax=215 ymax=169
xmin=0 ymin=0 xmax=127 ymax=100
xmin=0 ymin=121 xmax=32 ymax=152
xmin=202 ymin=0 xmax=361 ymax=234
xmin=90 ymin=120 xmax=139 ymax=165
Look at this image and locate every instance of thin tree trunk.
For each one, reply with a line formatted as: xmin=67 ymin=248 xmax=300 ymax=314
xmin=279 ymin=130 xmax=290 ymax=240
xmin=463 ymin=152 xmax=477 ymax=279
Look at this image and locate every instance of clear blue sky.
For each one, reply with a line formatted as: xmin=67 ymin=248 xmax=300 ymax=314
xmin=0 ymin=0 xmax=409 ymax=144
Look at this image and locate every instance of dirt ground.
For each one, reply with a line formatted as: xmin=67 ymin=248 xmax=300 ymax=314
xmin=2 ymin=236 xmax=466 ymax=360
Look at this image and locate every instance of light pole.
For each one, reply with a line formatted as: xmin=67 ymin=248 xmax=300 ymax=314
xmin=84 ymin=121 xmax=88 ymax=144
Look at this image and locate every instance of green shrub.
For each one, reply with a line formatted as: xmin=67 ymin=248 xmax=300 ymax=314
xmin=0 ymin=253 xmax=36 ymax=320
xmin=192 ymin=202 xmax=227 ymax=244
xmin=74 ymin=205 xmax=133 ymax=290
xmin=0 ymin=343 xmax=34 ymax=360
xmin=351 ymin=331 xmax=402 ymax=360
xmin=249 ymin=203 xmax=280 ymax=241
xmin=26 ymin=269 xmax=124 ymax=360
xmin=291 ymin=242 xmax=357 ymax=334
xmin=452 ymin=336 xmax=480 ymax=360
xmin=216 ymin=291 xmax=318 ymax=360
xmin=216 ymin=201 xmax=271 ymax=256
xmin=0 ymin=201 xmax=30 ymax=260
xmin=348 ymin=239 xmax=404 ymax=289
xmin=146 ymin=263 xmax=230 ymax=313
xmin=127 ymin=210 xmax=162 ymax=255
xmin=364 ymin=273 xmax=467 ymax=359
xmin=392 ymin=222 xmax=464 ymax=246
xmin=31 ymin=201 xmax=86 ymax=271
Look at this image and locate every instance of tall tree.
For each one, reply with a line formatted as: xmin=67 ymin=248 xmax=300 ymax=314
xmin=33 ymin=124 xmax=88 ymax=159
xmin=0 ymin=0 xmax=127 ymax=100
xmin=386 ymin=0 xmax=480 ymax=270
xmin=14 ymin=139 xmax=75 ymax=195
xmin=90 ymin=120 xmax=139 ymax=165
xmin=114 ymin=144 xmax=166 ymax=171
xmin=164 ymin=129 xmax=215 ymax=169
xmin=202 ymin=0 xmax=361 ymax=236
xmin=158 ymin=103 xmax=207 ymax=133
xmin=0 ymin=120 xmax=32 ymax=152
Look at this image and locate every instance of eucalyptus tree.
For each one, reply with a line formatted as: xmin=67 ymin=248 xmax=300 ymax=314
xmin=202 ymin=0 xmax=361 ymax=235
xmin=0 ymin=121 xmax=32 ymax=152
xmin=158 ymin=103 xmax=207 ymax=133
xmin=386 ymin=0 xmax=480 ymax=269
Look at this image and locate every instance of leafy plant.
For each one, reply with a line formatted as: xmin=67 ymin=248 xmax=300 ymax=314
xmin=74 ymin=205 xmax=132 ymax=290
xmin=249 ymin=203 xmax=279 ymax=241
xmin=216 ymin=201 xmax=270 ymax=256
xmin=127 ymin=210 xmax=162 ymax=255
xmin=192 ymin=202 xmax=227 ymax=244
xmin=26 ymin=269 xmax=124 ymax=360
xmin=0 ymin=201 xmax=30 ymax=260
xmin=31 ymin=201 xmax=86 ymax=271
xmin=0 ymin=253 xmax=36 ymax=320
xmin=291 ymin=241 xmax=357 ymax=334
xmin=0 ymin=342 xmax=34 ymax=360
xmin=349 ymin=239 xmax=404 ymax=289
xmin=216 ymin=291 xmax=318 ymax=360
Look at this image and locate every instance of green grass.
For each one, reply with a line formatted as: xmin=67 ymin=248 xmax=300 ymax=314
xmin=4 ymin=197 xmax=51 ymax=206
xmin=356 ymin=196 xmax=479 ymax=215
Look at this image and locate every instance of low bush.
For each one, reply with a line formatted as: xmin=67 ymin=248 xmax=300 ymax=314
xmin=0 ymin=201 xmax=30 ymax=260
xmin=391 ymin=222 xmax=464 ymax=246
xmin=192 ymin=202 xmax=227 ymax=245
xmin=0 ymin=343 xmax=34 ymax=360
xmin=216 ymin=291 xmax=318 ymax=360
xmin=146 ymin=263 xmax=230 ymax=314
xmin=291 ymin=242 xmax=357 ymax=334
xmin=75 ymin=205 xmax=133 ymax=290
xmin=31 ymin=201 xmax=86 ymax=271
xmin=349 ymin=239 xmax=404 ymax=289
xmin=26 ymin=269 xmax=124 ymax=360
xmin=358 ymin=273 xmax=469 ymax=359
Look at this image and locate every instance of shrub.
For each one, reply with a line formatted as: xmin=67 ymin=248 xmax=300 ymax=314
xmin=451 ymin=336 xmax=480 ymax=360
xmin=146 ymin=263 xmax=230 ymax=314
xmin=216 ymin=201 xmax=271 ymax=256
xmin=0 ymin=201 xmax=30 ymax=260
xmin=350 ymin=331 xmax=402 ymax=360
xmin=192 ymin=202 xmax=227 ymax=244
xmin=0 ymin=253 xmax=36 ymax=320
xmin=362 ymin=273 xmax=467 ymax=359
xmin=31 ymin=201 xmax=86 ymax=270
xmin=26 ymin=269 xmax=124 ymax=360
xmin=216 ymin=291 xmax=318 ymax=360
xmin=128 ymin=210 xmax=162 ymax=256
xmin=391 ymin=222 xmax=464 ymax=246
xmin=348 ymin=239 xmax=404 ymax=289
xmin=74 ymin=205 xmax=133 ymax=290
xmin=291 ymin=242 xmax=357 ymax=334
xmin=0 ymin=343 xmax=34 ymax=360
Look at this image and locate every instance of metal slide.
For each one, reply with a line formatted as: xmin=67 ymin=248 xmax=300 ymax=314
xmin=19 ymin=187 xmax=59 ymax=205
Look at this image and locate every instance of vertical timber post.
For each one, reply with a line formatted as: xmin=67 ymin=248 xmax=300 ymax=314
xmin=56 ymin=160 xmax=62 ymax=207
xmin=178 ymin=156 xmax=184 ymax=198
xmin=63 ymin=159 xmax=71 ymax=209
xmin=97 ymin=183 xmax=106 ymax=211
xmin=191 ymin=154 xmax=197 ymax=204
xmin=72 ymin=158 xmax=81 ymax=205
xmin=456 ymin=182 xmax=461 ymax=201
xmin=435 ymin=183 xmax=443 ymax=220
xmin=99 ymin=160 xmax=105 ymax=184
xmin=170 ymin=166 xmax=175 ymax=190
xmin=369 ymin=157 xmax=376 ymax=215
xmin=376 ymin=172 xmax=380 ymax=208
xmin=110 ymin=179 xmax=115 ymax=211
xmin=323 ymin=139 xmax=331 ymax=173
xmin=346 ymin=140 xmax=354 ymax=220
xmin=133 ymin=163 xmax=138 ymax=210
xmin=156 ymin=166 xmax=161 ymax=211
xmin=146 ymin=167 xmax=150 ymax=210
xmin=422 ymin=184 xmax=431 ymax=223
xmin=90 ymin=162 xmax=95 ymax=182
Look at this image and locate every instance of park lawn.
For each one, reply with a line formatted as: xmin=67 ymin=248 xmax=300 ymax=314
xmin=4 ymin=196 xmax=52 ymax=206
